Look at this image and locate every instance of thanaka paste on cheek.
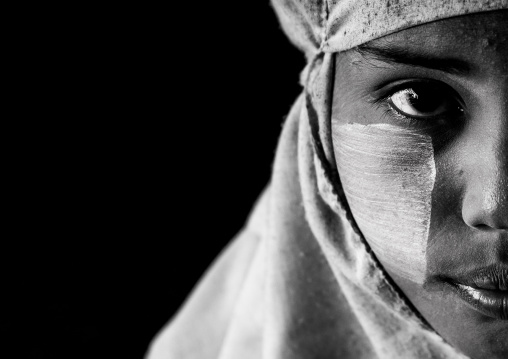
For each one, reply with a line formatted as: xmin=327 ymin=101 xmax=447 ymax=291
xmin=332 ymin=123 xmax=436 ymax=284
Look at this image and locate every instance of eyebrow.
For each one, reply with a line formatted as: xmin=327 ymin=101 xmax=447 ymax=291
xmin=356 ymin=43 xmax=472 ymax=76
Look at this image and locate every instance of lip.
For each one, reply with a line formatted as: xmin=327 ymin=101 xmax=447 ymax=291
xmin=445 ymin=265 xmax=508 ymax=320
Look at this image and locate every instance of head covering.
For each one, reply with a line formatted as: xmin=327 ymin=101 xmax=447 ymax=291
xmin=147 ymin=1 xmax=508 ymax=358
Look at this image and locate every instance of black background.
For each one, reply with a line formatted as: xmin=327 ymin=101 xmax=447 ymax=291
xmin=8 ymin=3 xmax=305 ymax=359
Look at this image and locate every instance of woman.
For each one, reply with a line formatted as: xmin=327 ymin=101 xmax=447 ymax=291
xmin=148 ymin=1 xmax=507 ymax=358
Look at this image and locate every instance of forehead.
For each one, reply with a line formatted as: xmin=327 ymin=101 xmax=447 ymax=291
xmin=369 ymin=11 xmax=507 ymax=62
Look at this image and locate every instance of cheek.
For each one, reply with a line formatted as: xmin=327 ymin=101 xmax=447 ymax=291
xmin=332 ymin=123 xmax=436 ymax=284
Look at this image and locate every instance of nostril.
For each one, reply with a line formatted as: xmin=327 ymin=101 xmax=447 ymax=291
xmin=475 ymin=224 xmax=491 ymax=230
xmin=469 ymin=219 xmax=508 ymax=232
xmin=463 ymin=202 xmax=508 ymax=231
xmin=462 ymin=180 xmax=508 ymax=231
xmin=471 ymin=223 xmax=507 ymax=232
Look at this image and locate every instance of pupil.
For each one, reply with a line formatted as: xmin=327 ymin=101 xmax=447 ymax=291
xmin=407 ymin=88 xmax=441 ymax=113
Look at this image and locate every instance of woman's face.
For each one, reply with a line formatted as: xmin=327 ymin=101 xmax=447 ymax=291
xmin=331 ymin=11 xmax=507 ymax=359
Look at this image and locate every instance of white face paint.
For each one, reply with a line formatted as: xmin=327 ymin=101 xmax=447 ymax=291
xmin=332 ymin=123 xmax=436 ymax=284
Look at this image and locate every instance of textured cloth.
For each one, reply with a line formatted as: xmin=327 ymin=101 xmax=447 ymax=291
xmin=147 ymin=1 xmax=508 ymax=358
xmin=273 ymin=0 xmax=507 ymax=56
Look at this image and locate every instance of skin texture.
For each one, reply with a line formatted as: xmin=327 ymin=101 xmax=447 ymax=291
xmin=332 ymin=11 xmax=507 ymax=359
xmin=333 ymin=123 xmax=435 ymax=284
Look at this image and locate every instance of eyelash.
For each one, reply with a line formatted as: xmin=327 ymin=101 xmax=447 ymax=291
xmin=371 ymin=80 xmax=465 ymax=126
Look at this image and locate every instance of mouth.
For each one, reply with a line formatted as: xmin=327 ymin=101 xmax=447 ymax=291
xmin=444 ymin=265 xmax=508 ymax=320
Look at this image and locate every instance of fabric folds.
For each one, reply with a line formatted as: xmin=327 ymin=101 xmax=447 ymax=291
xmin=147 ymin=1 xmax=508 ymax=358
xmin=271 ymin=0 xmax=508 ymax=55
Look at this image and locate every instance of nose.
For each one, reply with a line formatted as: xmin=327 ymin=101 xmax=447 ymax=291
xmin=462 ymin=173 xmax=508 ymax=231
xmin=462 ymin=112 xmax=508 ymax=231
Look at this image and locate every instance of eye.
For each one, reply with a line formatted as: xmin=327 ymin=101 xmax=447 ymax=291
xmin=388 ymin=83 xmax=463 ymax=119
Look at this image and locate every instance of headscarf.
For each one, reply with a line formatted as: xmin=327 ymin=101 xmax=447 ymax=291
xmin=147 ymin=1 xmax=508 ymax=358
